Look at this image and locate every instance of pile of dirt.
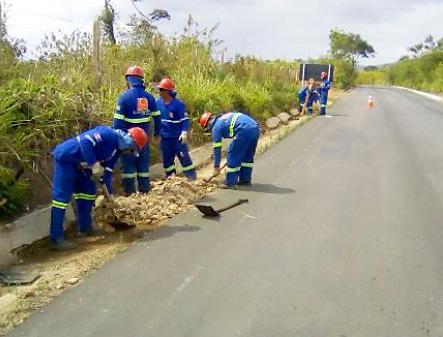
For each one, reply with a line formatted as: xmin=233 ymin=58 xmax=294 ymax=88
xmin=94 ymin=177 xmax=217 ymax=229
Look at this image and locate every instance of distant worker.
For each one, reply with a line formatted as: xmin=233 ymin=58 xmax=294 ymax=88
xmin=113 ymin=65 xmax=159 ymax=195
xmin=155 ymin=78 xmax=196 ymax=180
xmin=318 ymin=71 xmax=331 ymax=115
xmin=50 ymin=126 xmax=148 ymax=251
xmin=298 ymin=78 xmax=319 ymax=115
xmin=199 ymin=111 xmax=260 ymax=189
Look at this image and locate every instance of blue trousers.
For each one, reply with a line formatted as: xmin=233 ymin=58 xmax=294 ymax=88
xmin=226 ymin=127 xmax=260 ymax=185
xmin=50 ymin=161 xmax=96 ymax=241
xmin=320 ymin=94 xmax=328 ymax=114
xmin=298 ymin=93 xmax=314 ymax=115
xmin=121 ymin=144 xmax=150 ymax=194
xmin=299 ymin=103 xmax=314 ymax=114
xmin=160 ymin=137 xmax=196 ymax=180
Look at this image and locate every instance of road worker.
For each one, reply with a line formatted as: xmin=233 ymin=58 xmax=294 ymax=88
xmin=199 ymin=111 xmax=260 ymax=189
xmin=298 ymin=78 xmax=319 ymax=115
xmin=113 ymin=65 xmax=159 ymax=195
xmin=50 ymin=126 xmax=148 ymax=251
xmin=155 ymin=78 xmax=196 ymax=180
xmin=318 ymin=71 xmax=331 ymax=115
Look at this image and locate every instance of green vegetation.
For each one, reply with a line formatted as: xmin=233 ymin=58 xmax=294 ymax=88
xmin=0 ymin=7 xmax=299 ymax=217
xmin=357 ymin=36 xmax=443 ymax=92
xmin=356 ymin=69 xmax=386 ymax=85
xmin=315 ymin=29 xmax=375 ymax=89
xmin=0 ymin=2 xmax=374 ymax=217
xmin=329 ymin=29 xmax=375 ymax=69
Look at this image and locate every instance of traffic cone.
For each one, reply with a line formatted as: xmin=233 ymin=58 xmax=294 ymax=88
xmin=367 ymin=95 xmax=374 ymax=109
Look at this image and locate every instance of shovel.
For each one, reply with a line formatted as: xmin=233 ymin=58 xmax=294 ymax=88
xmin=195 ymin=198 xmax=248 ymax=217
xmin=96 ymin=178 xmax=133 ymax=230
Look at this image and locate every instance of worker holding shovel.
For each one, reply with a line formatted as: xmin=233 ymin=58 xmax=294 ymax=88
xmin=199 ymin=111 xmax=260 ymax=189
xmin=49 ymin=126 xmax=148 ymax=251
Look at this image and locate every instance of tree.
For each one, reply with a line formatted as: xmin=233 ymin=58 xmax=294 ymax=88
xmin=408 ymin=35 xmax=443 ymax=57
xmin=329 ymin=29 xmax=375 ymax=68
xmin=99 ymin=0 xmax=116 ymax=45
xmin=364 ymin=65 xmax=378 ymax=71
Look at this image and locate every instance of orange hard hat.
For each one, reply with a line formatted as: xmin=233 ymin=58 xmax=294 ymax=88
xmin=125 ymin=65 xmax=144 ymax=78
xmin=199 ymin=112 xmax=213 ymax=129
xmin=156 ymin=77 xmax=176 ymax=91
xmin=128 ymin=127 xmax=149 ymax=150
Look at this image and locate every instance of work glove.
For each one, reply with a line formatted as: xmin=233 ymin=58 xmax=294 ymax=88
xmin=179 ymin=131 xmax=188 ymax=144
xmin=78 ymin=162 xmax=90 ymax=170
xmin=91 ymin=162 xmax=104 ymax=177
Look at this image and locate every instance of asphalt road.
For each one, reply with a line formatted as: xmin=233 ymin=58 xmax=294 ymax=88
xmin=8 ymin=87 xmax=443 ymax=337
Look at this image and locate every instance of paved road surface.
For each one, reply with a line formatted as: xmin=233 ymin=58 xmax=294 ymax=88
xmin=8 ymin=87 xmax=443 ymax=337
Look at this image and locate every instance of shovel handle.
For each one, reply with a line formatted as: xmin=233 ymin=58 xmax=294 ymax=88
xmin=99 ymin=178 xmax=112 ymax=201
xmin=216 ymin=198 xmax=248 ymax=214
xmin=205 ymin=162 xmax=227 ymax=182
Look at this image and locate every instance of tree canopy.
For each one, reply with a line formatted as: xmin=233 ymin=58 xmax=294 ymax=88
xmin=329 ymin=29 xmax=375 ymax=66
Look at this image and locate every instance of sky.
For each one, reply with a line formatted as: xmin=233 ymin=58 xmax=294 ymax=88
xmin=4 ymin=0 xmax=443 ymax=65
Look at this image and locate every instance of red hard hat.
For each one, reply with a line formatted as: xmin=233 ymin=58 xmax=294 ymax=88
xmin=128 ymin=127 xmax=149 ymax=150
xmin=156 ymin=78 xmax=175 ymax=91
xmin=199 ymin=112 xmax=213 ymax=129
xmin=125 ymin=65 xmax=144 ymax=78
xmin=320 ymin=71 xmax=328 ymax=79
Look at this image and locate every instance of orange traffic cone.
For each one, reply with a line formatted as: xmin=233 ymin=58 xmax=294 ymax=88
xmin=367 ymin=95 xmax=374 ymax=109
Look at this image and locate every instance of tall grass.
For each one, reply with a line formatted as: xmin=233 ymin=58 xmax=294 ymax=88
xmin=0 ymin=23 xmax=300 ymax=216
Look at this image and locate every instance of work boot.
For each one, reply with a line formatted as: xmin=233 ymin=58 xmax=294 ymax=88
xmin=219 ymin=183 xmax=237 ymax=190
xmin=77 ymin=227 xmax=106 ymax=238
xmin=237 ymin=181 xmax=252 ymax=186
xmin=51 ymin=238 xmax=78 ymax=252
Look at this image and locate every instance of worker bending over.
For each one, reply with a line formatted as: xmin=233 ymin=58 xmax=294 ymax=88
xmin=155 ymin=78 xmax=196 ymax=180
xmin=199 ymin=111 xmax=260 ymax=189
xmin=298 ymin=78 xmax=319 ymax=115
xmin=50 ymin=126 xmax=148 ymax=251
xmin=113 ymin=65 xmax=159 ymax=194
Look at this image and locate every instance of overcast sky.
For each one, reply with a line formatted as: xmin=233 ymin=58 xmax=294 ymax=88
xmin=5 ymin=0 xmax=443 ymax=65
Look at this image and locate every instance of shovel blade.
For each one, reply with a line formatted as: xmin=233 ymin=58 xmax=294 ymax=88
xmin=195 ymin=204 xmax=220 ymax=217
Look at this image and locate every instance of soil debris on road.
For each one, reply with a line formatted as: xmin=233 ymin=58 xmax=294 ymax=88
xmin=94 ymin=177 xmax=218 ymax=229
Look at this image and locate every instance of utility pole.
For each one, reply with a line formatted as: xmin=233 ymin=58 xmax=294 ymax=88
xmin=0 ymin=1 xmax=3 ymax=39
xmin=92 ymin=19 xmax=102 ymax=89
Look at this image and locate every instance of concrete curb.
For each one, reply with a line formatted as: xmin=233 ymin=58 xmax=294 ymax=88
xmin=392 ymin=86 xmax=443 ymax=102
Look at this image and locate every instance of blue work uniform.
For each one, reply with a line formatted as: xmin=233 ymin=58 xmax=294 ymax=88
xmin=318 ymin=79 xmax=331 ymax=115
xmin=50 ymin=126 xmax=120 ymax=242
xmin=212 ymin=112 xmax=260 ymax=186
xmin=298 ymin=87 xmax=319 ymax=115
xmin=113 ymin=81 xmax=159 ymax=194
xmin=156 ymin=96 xmax=196 ymax=180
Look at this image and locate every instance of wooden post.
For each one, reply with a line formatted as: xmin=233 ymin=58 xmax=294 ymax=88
xmin=93 ymin=20 xmax=102 ymax=89
xmin=0 ymin=1 xmax=3 ymax=39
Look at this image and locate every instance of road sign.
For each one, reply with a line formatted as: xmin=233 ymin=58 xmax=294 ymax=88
xmin=299 ymin=63 xmax=334 ymax=83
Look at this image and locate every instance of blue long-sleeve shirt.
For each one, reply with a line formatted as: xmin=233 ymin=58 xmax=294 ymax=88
xmin=113 ymin=85 xmax=159 ymax=135
xmin=211 ymin=112 xmax=259 ymax=167
xmin=156 ymin=97 xmax=190 ymax=138
xmin=319 ymin=79 xmax=331 ymax=98
xmin=297 ymin=87 xmax=320 ymax=105
xmin=52 ymin=126 xmax=120 ymax=193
